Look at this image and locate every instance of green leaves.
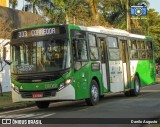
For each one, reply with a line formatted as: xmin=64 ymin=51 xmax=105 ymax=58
xmin=9 ymin=0 xmax=18 ymax=9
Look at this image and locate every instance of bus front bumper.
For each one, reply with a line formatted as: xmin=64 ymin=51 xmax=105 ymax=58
xmin=12 ymin=84 xmax=75 ymax=102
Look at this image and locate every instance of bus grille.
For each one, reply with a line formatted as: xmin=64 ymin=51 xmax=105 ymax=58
xmin=21 ymin=90 xmax=56 ymax=98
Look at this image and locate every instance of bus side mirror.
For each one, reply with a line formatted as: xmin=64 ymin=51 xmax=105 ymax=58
xmin=3 ymin=42 xmax=12 ymax=65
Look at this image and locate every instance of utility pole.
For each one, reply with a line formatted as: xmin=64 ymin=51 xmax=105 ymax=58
xmin=126 ymin=0 xmax=131 ymax=32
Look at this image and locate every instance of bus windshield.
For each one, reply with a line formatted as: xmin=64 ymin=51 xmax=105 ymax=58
xmin=11 ymin=39 xmax=71 ymax=74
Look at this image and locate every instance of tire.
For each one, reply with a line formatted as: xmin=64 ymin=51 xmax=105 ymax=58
xmin=124 ymin=91 xmax=131 ymax=97
xmin=130 ymin=75 xmax=140 ymax=96
xmin=100 ymin=95 xmax=105 ymax=99
xmin=35 ymin=101 xmax=50 ymax=109
xmin=85 ymin=80 xmax=99 ymax=106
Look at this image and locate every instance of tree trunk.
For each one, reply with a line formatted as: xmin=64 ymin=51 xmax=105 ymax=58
xmin=90 ymin=0 xmax=99 ymax=25
xmin=0 ymin=83 xmax=3 ymax=96
xmin=66 ymin=13 xmax=69 ymax=24
xmin=126 ymin=0 xmax=131 ymax=32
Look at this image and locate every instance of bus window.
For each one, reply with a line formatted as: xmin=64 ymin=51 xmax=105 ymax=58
xmin=73 ymin=39 xmax=88 ymax=60
xmin=107 ymin=37 xmax=120 ymax=60
xmin=107 ymin=37 xmax=118 ymax=48
xmin=88 ymin=34 xmax=96 ymax=46
xmin=146 ymin=41 xmax=153 ymax=59
xmin=90 ymin=47 xmax=99 ymax=60
xmin=88 ymin=34 xmax=99 ymax=60
xmin=146 ymin=41 xmax=152 ymax=49
xmin=138 ymin=41 xmax=146 ymax=59
xmin=130 ymin=40 xmax=138 ymax=59
xmin=141 ymin=41 xmax=145 ymax=49
xmin=131 ymin=40 xmax=137 ymax=49
xmin=99 ymin=38 xmax=106 ymax=63
xmin=137 ymin=41 xmax=141 ymax=49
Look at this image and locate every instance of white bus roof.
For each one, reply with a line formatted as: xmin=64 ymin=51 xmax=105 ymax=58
xmin=79 ymin=26 xmax=130 ymax=36
xmin=129 ymin=34 xmax=145 ymax=39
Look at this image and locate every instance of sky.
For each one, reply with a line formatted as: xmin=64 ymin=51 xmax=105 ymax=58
xmin=16 ymin=0 xmax=160 ymax=14
xmin=147 ymin=0 xmax=160 ymax=13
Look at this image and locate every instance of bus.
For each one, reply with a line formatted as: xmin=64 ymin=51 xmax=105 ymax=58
xmin=3 ymin=24 xmax=156 ymax=109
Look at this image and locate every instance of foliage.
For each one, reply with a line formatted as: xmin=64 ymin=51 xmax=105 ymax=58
xmin=24 ymin=0 xmax=160 ymax=60
xmin=9 ymin=0 xmax=18 ymax=9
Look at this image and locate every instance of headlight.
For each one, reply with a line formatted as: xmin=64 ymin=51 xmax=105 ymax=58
xmin=12 ymin=83 xmax=19 ymax=93
xmin=58 ymin=78 xmax=72 ymax=91
xmin=64 ymin=78 xmax=71 ymax=85
xmin=11 ymin=83 xmax=15 ymax=89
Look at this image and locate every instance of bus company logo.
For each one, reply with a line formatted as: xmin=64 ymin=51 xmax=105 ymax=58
xmin=130 ymin=6 xmax=147 ymax=16
xmin=2 ymin=119 xmax=12 ymax=124
xmin=35 ymin=85 xmax=39 ymax=89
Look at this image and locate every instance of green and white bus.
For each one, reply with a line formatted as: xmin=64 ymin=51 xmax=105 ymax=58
xmin=3 ymin=24 xmax=156 ymax=108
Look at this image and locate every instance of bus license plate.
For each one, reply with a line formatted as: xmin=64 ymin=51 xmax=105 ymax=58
xmin=32 ymin=93 xmax=43 ymax=98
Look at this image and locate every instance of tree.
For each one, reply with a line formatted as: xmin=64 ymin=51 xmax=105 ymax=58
xmin=9 ymin=0 xmax=18 ymax=9
xmin=101 ymin=0 xmax=149 ymax=32
xmin=143 ymin=9 xmax=160 ymax=61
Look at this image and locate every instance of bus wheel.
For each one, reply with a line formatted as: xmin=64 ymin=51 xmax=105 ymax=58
xmin=85 ymin=80 xmax=99 ymax=106
xmin=124 ymin=91 xmax=131 ymax=97
xmin=130 ymin=75 xmax=140 ymax=96
xmin=35 ymin=101 xmax=50 ymax=109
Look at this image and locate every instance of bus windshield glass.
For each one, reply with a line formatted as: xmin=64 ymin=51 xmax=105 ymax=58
xmin=11 ymin=39 xmax=71 ymax=74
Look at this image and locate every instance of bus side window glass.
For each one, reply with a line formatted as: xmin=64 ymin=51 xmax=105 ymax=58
xmin=88 ymin=34 xmax=99 ymax=60
xmin=72 ymin=40 xmax=77 ymax=60
xmin=108 ymin=37 xmax=118 ymax=48
xmin=146 ymin=41 xmax=153 ymax=59
xmin=88 ymin=34 xmax=96 ymax=46
xmin=90 ymin=47 xmax=99 ymax=60
xmin=107 ymin=37 xmax=120 ymax=60
xmin=130 ymin=40 xmax=138 ymax=59
xmin=73 ymin=39 xmax=88 ymax=60
xmin=141 ymin=41 xmax=146 ymax=59
xmin=141 ymin=41 xmax=145 ymax=49
xmin=77 ymin=40 xmax=88 ymax=60
xmin=131 ymin=40 xmax=137 ymax=49
xmin=137 ymin=41 xmax=141 ymax=49
xmin=99 ymin=38 xmax=105 ymax=63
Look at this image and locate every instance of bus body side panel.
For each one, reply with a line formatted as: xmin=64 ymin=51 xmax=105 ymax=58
xmin=71 ymin=61 xmax=103 ymax=100
xmin=130 ymin=60 xmax=156 ymax=88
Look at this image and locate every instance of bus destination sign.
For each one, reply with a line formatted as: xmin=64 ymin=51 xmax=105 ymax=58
xmin=18 ymin=28 xmax=55 ymax=38
xmin=13 ymin=26 xmax=66 ymax=39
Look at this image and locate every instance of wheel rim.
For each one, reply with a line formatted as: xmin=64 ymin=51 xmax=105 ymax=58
xmin=91 ymin=84 xmax=98 ymax=102
xmin=135 ymin=78 xmax=140 ymax=93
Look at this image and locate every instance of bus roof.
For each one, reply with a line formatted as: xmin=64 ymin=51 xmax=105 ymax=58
xmin=129 ymin=34 xmax=145 ymax=39
xmin=13 ymin=24 xmax=152 ymax=40
xmin=79 ymin=26 xmax=129 ymax=36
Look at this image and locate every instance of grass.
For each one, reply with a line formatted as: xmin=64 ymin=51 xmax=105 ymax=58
xmin=0 ymin=92 xmax=35 ymax=110
xmin=0 ymin=92 xmax=12 ymax=101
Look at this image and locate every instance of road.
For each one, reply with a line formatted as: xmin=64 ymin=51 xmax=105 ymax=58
xmin=0 ymin=84 xmax=160 ymax=127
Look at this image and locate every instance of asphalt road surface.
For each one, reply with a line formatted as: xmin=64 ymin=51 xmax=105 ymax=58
xmin=0 ymin=83 xmax=160 ymax=127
